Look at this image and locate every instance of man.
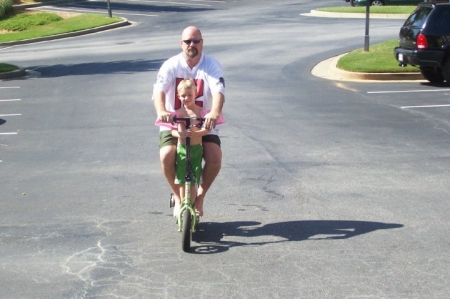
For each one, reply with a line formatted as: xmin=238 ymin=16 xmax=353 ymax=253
xmin=153 ymin=26 xmax=225 ymax=216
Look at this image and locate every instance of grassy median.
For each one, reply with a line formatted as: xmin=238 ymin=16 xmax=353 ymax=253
xmin=0 ymin=12 xmax=121 ymax=43
xmin=337 ymin=39 xmax=418 ymax=73
xmin=0 ymin=3 xmax=122 ymax=74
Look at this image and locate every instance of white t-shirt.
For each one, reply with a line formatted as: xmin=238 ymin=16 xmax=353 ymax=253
xmin=153 ymin=52 xmax=225 ymax=134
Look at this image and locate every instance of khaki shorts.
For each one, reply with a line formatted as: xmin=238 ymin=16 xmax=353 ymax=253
xmin=159 ymin=131 xmax=221 ymax=148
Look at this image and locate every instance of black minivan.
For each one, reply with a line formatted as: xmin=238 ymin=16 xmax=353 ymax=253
xmin=394 ymin=2 xmax=450 ymax=83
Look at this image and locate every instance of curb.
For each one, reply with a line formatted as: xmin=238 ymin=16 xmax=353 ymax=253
xmin=311 ymin=54 xmax=423 ymax=82
xmin=0 ymin=68 xmax=27 ymax=79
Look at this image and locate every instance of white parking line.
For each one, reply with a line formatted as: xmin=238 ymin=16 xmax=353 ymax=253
xmin=0 ymin=132 xmax=18 ymax=135
xmin=368 ymin=89 xmax=450 ymax=94
xmin=401 ymin=104 xmax=450 ymax=109
xmin=0 ymin=114 xmax=21 ymax=117
xmin=0 ymin=87 xmax=20 ymax=89
xmin=0 ymin=99 xmax=21 ymax=102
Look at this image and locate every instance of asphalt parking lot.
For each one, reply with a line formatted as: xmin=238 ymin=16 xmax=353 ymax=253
xmin=1 ymin=1 xmax=450 ymax=298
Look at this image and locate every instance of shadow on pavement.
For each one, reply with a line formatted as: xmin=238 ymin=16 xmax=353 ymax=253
xmin=28 ymin=58 xmax=165 ymax=77
xmin=419 ymin=81 xmax=450 ymax=87
xmin=74 ymin=1 xmax=215 ymax=13
xmin=191 ymin=220 xmax=403 ymax=254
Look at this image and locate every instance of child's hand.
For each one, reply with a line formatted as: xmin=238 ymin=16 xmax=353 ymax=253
xmin=178 ymin=130 xmax=192 ymax=139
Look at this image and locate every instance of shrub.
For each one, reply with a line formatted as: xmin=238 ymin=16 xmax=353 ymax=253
xmin=0 ymin=0 xmax=13 ymax=19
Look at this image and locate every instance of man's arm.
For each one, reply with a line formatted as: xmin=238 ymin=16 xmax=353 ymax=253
xmin=204 ymin=92 xmax=224 ymax=130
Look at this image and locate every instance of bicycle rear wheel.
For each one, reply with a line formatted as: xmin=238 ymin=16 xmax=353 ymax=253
xmin=181 ymin=209 xmax=192 ymax=252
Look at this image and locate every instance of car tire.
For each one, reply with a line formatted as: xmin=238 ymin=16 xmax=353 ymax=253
xmin=442 ymin=59 xmax=450 ymax=83
xmin=420 ymin=66 xmax=445 ymax=83
xmin=350 ymin=0 xmax=355 ymax=6
xmin=371 ymin=0 xmax=384 ymax=5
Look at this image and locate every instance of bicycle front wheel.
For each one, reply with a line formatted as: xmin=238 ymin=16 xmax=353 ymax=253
xmin=181 ymin=209 xmax=192 ymax=252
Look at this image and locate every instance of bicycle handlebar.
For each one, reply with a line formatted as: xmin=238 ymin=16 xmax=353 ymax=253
xmin=172 ymin=116 xmax=206 ymax=129
xmin=155 ymin=110 xmax=225 ymax=129
xmin=172 ymin=116 xmax=206 ymax=122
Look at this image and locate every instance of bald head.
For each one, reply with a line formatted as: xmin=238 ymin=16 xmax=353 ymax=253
xmin=181 ymin=26 xmax=202 ymax=40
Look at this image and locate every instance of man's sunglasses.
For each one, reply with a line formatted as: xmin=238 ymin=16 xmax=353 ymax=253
xmin=182 ymin=39 xmax=202 ymax=45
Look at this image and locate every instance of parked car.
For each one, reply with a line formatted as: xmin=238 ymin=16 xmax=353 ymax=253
xmin=345 ymin=0 xmax=423 ymax=6
xmin=394 ymin=2 xmax=450 ymax=83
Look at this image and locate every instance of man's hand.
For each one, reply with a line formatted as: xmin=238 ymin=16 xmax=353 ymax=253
xmin=158 ymin=111 xmax=173 ymax=123
xmin=204 ymin=91 xmax=224 ymax=130
xmin=204 ymin=111 xmax=220 ymax=130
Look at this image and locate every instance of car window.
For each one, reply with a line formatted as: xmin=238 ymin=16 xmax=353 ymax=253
xmin=430 ymin=8 xmax=450 ymax=33
xmin=403 ymin=7 xmax=433 ymax=27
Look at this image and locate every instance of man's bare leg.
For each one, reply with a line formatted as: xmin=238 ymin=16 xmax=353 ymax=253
xmin=195 ymin=142 xmax=222 ymax=216
xmin=160 ymin=145 xmax=181 ymax=214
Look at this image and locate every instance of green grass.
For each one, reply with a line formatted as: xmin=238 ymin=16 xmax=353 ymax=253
xmin=0 ymin=12 xmax=121 ymax=43
xmin=316 ymin=6 xmax=416 ymax=14
xmin=0 ymin=62 xmax=18 ymax=72
xmin=337 ymin=39 xmax=418 ymax=73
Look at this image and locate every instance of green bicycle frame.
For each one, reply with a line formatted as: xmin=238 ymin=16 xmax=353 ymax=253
xmin=175 ymin=119 xmax=200 ymax=233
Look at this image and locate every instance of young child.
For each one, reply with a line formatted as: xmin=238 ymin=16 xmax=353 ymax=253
xmin=172 ymin=78 xmax=210 ymax=217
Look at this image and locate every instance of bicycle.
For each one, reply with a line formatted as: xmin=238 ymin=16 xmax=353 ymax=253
xmin=155 ymin=112 xmax=224 ymax=252
xmin=170 ymin=116 xmax=204 ymax=252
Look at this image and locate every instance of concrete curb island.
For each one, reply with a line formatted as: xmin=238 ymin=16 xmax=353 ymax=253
xmin=311 ymin=54 xmax=423 ymax=82
xmin=0 ymin=67 xmax=27 ymax=79
xmin=306 ymin=10 xmax=421 ymax=82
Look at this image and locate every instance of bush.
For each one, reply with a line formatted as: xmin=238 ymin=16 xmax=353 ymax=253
xmin=0 ymin=12 xmax=62 ymax=31
xmin=0 ymin=0 xmax=13 ymax=19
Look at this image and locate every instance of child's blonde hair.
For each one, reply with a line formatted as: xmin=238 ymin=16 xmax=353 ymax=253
xmin=177 ymin=78 xmax=196 ymax=93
